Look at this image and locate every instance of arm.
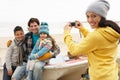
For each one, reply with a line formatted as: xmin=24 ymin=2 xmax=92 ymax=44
xmin=74 ymin=20 xmax=90 ymax=38
xmin=79 ymin=27 xmax=90 ymax=37
xmin=30 ymin=39 xmax=40 ymax=55
xmin=25 ymin=32 xmax=33 ymax=54
xmin=30 ymin=39 xmax=52 ymax=59
xmin=64 ymin=30 xmax=97 ymax=56
xmin=34 ymin=47 xmax=51 ymax=58
xmin=35 ymin=39 xmax=52 ymax=58
xmin=5 ymin=41 xmax=13 ymax=70
xmin=28 ymin=39 xmax=39 ymax=60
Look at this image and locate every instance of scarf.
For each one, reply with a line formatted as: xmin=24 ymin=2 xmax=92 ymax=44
xmin=14 ymin=39 xmax=25 ymax=66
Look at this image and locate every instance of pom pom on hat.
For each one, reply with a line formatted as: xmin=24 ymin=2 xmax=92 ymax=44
xmin=39 ymin=22 xmax=49 ymax=34
xmin=86 ymin=0 xmax=110 ymax=18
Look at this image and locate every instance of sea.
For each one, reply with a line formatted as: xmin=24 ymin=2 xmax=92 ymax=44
xmin=0 ymin=21 xmax=91 ymax=37
xmin=0 ymin=21 xmax=120 ymax=37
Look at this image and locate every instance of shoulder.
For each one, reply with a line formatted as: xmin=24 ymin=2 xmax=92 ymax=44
xmin=89 ymin=31 xmax=98 ymax=37
xmin=10 ymin=40 xmax=16 ymax=46
xmin=7 ymin=39 xmax=17 ymax=49
xmin=86 ymin=30 xmax=102 ymax=42
xmin=25 ymin=32 xmax=32 ymax=38
xmin=25 ymin=32 xmax=33 ymax=42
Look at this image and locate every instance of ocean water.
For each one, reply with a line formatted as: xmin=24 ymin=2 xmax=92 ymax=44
xmin=0 ymin=21 xmax=120 ymax=37
xmin=0 ymin=21 xmax=91 ymax=37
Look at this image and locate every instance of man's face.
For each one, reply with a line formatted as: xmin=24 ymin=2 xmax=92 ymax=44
xmin=28 ymin=22 xmax=39 ymax=34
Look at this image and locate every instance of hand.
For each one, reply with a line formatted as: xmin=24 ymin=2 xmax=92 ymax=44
xmin=7 ymin=70 xmax=13 ymax=76
xmin=7 ymin=40 xmax=12 ymax=47
xmin=64 ymin=22 xmax=72 ymax=31
xmin=29 ymin=54 xmax=35 ymax=60
xmin=67 ymin=51 xmax=79 ymax=59
xmin=67 ymin=51 xmax=73 ymax=58
xmin=74 ymin=20 xmax=83 ymax=29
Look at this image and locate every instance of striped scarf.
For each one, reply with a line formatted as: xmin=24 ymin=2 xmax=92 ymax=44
xmin=14 ymin=39 xmax=25 ymax=65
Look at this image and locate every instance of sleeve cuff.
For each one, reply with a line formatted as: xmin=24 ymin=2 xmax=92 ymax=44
xmin=79 ymin=26 xmax=86 ymax=32
xmin=64 ymin=30 xmax=71 ymax=37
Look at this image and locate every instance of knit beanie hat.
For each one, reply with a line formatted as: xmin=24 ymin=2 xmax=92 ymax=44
xmin=86 ymin=0 xmax=110 ymax=18
xmin=39 ymin=22 xmax=49 ymax=34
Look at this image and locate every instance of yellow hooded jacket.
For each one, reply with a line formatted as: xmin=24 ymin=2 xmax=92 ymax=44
xmin=64 ymin=26 xmax=120 ymax=80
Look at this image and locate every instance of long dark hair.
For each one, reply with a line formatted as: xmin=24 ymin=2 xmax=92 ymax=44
xmin=47 ymin=34 xmax=56 ymax=50
xmin=99 ymin=17 xmax=120 ymax=34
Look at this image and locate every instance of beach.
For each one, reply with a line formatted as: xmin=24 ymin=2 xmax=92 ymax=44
xmin=0 ymin=33 xmax=120 ymax=80
xmin=0 ymin=33 xmax=82 ymax=65
xmin=0 ymin=33 xmax=120 ymax=66
xmin=0 ymin=33 xmax=83 ymax=80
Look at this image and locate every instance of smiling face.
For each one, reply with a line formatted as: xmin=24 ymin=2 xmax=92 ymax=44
xmin=14 ymin=30 xmax=24 ymax=41
xmin=86 ymin=12 xmax=101 ymax=29
xmin=40 ymin=33 xmax=48 ymax=40
xmin=28 ymin=22 xmax=39 ymax=34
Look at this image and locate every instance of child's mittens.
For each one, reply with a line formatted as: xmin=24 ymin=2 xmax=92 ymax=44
xmin=29 ymin=54 xmax=35 ymax=60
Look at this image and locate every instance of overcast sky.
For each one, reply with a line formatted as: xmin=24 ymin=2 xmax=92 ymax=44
xmin=0 ymin=0 xmax=120 ymax=23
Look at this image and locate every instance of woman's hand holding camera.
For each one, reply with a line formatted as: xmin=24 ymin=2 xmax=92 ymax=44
xmin=74 ymin=20 xmax=83 ymax=29
xmin=64 ymin=20 xmax=83 ymax=31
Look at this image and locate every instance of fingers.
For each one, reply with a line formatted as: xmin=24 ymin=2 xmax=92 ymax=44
xmin=7 ymin=40 xmax=12 ymax=47
xmin=8 ymin=70 xmax=13 ymax=76
xmin=64 ymin=21 xmax=83 ymax=30
xmin=64 ymin=22 xmax=72 ymax=31
xmin=74 ymin=20 xmax=83 ymax=29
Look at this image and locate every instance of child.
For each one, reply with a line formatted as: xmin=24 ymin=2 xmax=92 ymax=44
xmin=26 ymin=22 xmax=56 ymax=80
xmin=3 ymin=26 xmax=27 ymax=80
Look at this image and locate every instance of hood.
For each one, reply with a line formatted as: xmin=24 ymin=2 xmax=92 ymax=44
xmin=96 ymin=26 xmax=120 ymax=43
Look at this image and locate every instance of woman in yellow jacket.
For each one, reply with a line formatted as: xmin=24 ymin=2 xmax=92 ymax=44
xmin=64 ymin=0 xmax=120 ymax=80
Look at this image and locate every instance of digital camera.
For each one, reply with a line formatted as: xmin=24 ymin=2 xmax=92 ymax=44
xmin=70 ymin=22 xmax=76 ymax=27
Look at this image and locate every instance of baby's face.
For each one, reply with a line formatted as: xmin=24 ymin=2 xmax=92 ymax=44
xmin=14 ymin=30 xmax=24 ymax=41
xmin=40 ymin=33 xmax=48 ymax=40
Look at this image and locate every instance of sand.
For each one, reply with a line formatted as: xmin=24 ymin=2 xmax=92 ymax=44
xmin=0 ymin=33 xmax=82 ymax=64
xmin=0 ymin=33 xmax=82 ymax=79
xmin=0 ymin=34 xmax=120 ymax=63
xmin=0 ymin=33 xmax=120 ymax=64
xmin=0 ymin=34 xmax=120 ymax=80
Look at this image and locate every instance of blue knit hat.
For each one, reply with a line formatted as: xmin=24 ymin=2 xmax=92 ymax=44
xmin=86 ymin=0 xmax=110 ymax=18
xmin=39 ymin=22 xmax=49 ymax=34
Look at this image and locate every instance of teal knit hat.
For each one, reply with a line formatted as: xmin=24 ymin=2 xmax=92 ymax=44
xmin=39 ymin=22 xmax=49 ymax=34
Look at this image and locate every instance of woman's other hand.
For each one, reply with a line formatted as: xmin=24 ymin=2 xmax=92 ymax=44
xmin=64 ymin=22 xmax=72 ymax=31
xmin=67 ymin=52 xmax=79 ymax=60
